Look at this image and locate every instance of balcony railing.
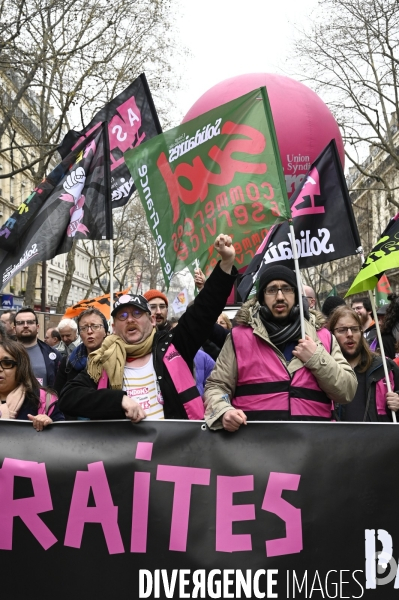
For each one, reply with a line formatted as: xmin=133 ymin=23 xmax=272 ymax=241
xmin=1 ymin=90 xmax=42 ymax=140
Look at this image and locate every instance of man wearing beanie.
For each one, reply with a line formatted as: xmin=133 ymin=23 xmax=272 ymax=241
xmin=144 ymin=289 xmax=170 ymax=331
xmin=321 ymin=295 xmax=346 ymax=319
xmin=204 ymin=265 xmax=356 ymax=431
xmin=59 ymin=234 xmax=237 ymax=422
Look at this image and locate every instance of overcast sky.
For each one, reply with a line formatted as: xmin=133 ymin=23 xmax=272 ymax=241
xmin=173 ymin=0 xmax=320 ymax=122
xmin=169 ymin=0 xmax=323 ymax=296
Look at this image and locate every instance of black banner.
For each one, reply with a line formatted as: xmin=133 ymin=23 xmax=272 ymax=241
xmin=0 ymin=420 xmax=397 ymax=599
xmin=238 ymin=140 xmax=361 ymax=301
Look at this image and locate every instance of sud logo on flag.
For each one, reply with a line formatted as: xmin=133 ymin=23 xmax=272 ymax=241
xmin=172 ymin=288 xmax=189 ymax=314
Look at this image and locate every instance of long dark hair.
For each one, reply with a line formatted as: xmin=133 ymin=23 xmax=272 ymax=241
xmin=0 ymin=339 xmax=41 ymax=407
xmin=328 ymin=306 xmax=373 ymax=373
xmin=381 ymin=294 xmax=399 ymax=335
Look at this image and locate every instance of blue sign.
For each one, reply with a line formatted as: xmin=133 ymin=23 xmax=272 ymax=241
xmin=1 ymin=294 xmax=13 ymax=308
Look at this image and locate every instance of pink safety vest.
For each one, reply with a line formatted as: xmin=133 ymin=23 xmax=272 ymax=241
xmin=231 ymin=326 xmax=333 ymax=421
xmin=97 ymin=343 xmax=205 ymax=420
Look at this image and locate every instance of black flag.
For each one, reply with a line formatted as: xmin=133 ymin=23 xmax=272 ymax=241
xmin=58 ymin=73 xmax=162 ymax=209
xmin=0 ymin=126 xmax=111 ymax=290
xmin=238 ymin=140 xmax=361 ymax=301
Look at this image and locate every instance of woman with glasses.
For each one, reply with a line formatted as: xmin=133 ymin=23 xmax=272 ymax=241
xmin=54 ymin=308 xmax=108 ymax=398
xmin=329 ymin=306 xmax=399 ymax=421
xmin=0 ymin=339 xmax=64 ymax=429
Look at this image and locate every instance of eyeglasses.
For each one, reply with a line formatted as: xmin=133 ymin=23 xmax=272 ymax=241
xmin=79 ymin=324 xmax=104 ymax=333
xmin=149 ymin=304 xmax=167 ymax=311
xmin=264 ymin=286 xmax=295 ymax=296
xmin=333 ymin=326 xmax=361 ymax=335
xmin=0 ymin=359 xmax=18 ymax=370
xmin=116 ymin=308 xmax=145 ymax=321
xmin=15 ymin=319 xmax=36 ymax=326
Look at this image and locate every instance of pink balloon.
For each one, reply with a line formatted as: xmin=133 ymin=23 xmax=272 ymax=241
xmin=183 ymin=73 xmax=344 ymax=198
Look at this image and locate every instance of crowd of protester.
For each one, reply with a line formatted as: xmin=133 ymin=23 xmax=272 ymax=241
xmin=1 ymin=233 xmax=398 ymax=430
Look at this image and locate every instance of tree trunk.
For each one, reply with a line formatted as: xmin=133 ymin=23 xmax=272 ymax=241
xmin=56 ymin=241 xmax=77 ymax=313
xmin=24 ymin=263 xmax=38 ymax=307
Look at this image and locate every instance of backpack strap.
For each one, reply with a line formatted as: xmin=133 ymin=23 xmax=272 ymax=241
xmin=38 ymin=389 xmax=57 ymax=417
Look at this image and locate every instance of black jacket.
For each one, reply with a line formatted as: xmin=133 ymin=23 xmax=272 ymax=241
xmin=364 ymin=323 xmax=377 ymax=346
xmin=59 ymin=262 xmax=237 ymax=420
xmin=338 ymin=356 xmax=399 ymax=422
xmin=37 ymin=339 xmax=62 ymax=389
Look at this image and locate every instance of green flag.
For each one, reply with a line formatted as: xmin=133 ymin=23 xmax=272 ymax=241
xmin=327 ymin=286 xmax=338 ymax=298
xmin=375 ymin=273 xmax=392 ymax=306
xmin=346 ymin=213 xmax=399 ymax=297
xmin=125 ymin=88 xmax=291 ymax=289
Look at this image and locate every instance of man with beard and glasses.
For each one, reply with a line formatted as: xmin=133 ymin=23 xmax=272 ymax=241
xmin=143 ymin=290 xmax=170 ymax=331
xmin=204 ymin=265 xmax=357 ymax=431
xmin=59 ymin=234 xmax=237 ymax=422
xmin=351 ymin=297 xmax=376 ymax=346
xmin=329 ymin=305 xmax=399 ymax=422
xmin=14 ymin=308 xmax=61 ymax=388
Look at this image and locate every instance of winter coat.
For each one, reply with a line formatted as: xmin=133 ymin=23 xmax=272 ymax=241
xmin=59 ymin=262 xmax=237 ymax=420
xmin=54 ymin=343 xmax=88 ymax=396
xmin=4 ymin=389 xmax=65 ymax=422
xmin=338 ymin=355 xmax=399 ymax=422
xmin=36 ymin=339 xmax=62 ymax=388
xmin=194 ymin=349 xmax=215 ymax=397
xmin=204 ymin=299 xmax=357 ymax=429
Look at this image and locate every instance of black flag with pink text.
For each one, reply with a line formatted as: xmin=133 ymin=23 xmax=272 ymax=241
xmin=58 ymin=73 xmax=162 ymax=209
xmin=237 ymin=140 xmax=361 ymax=301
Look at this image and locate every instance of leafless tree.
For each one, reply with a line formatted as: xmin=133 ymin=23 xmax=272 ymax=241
xmin=0 ymin=0 xmax=185 ymax=306
xmin=1 ymin=0 xmax=182 ymax=178
xmin=292 ymin=0 xmax=399 ymax=205
xmin=79 ymin=194 xmax=164 ymax=303
xmin=288 ymin=0 xmax=399 ymax=296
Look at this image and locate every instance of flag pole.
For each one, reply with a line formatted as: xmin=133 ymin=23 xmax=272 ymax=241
xmin=289 ymin=223 xmax=306 ymax=339
xmin=357 ymin=249 xmax=397 ymax=422
xmin=109 ymin=239 xmax=114 ymax=324
xmin=102 ymin=121 xmax=114 ymax=325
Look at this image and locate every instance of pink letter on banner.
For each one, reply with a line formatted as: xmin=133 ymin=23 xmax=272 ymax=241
xmin=131 ymin=472 xmax=150 ymax=553
xmin=156 ymin=465 xmax=210 ymax=552
xmin=64 ymin=461 xmax=124 ymax=554
xmin=135 ymin=442 xmax=153 ymax=461
xmin=216 ymin=475 xmax=255 ymax=552
xmin=262 ymin=472 xmax=302 ymax=557
xmin=0 ymin=457 xmax=57 ymax=550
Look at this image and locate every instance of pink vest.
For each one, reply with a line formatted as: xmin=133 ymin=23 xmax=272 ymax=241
xmin=231 ymin=326 xmax=333 ymax=421
xmin=162 ymin=344 xmax=205 ymax=420
xmin=97 ymin=343 xmax=205 ymax=420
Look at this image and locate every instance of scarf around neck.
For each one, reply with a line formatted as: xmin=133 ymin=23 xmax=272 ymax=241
xmin=259 ymin=306 xmax=302 ymax=350
xmin=87 ymin=329 xmax=156 ymax=389
xmin=68 ymin=343 xmax=88 ymax=373
xmin=0 ymin=384 xmax=26 ymax=419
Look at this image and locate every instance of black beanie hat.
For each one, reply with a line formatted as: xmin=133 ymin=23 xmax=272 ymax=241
xmin=321 ymin=295 xmax=345 ymax=317
xmin=257 ymin=265 xmax=298 ymax=304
